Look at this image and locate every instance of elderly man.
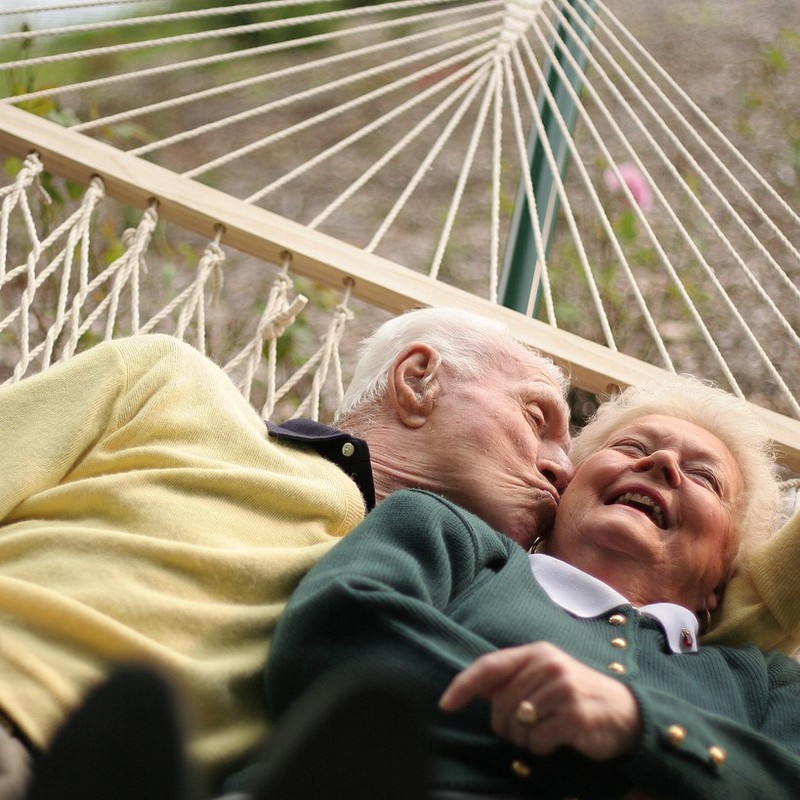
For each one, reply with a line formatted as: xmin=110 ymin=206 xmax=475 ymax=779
xmin=0 ymin=307 xmax=572 ymax=799
xmin=330 ymin=306 xmax=573 ymax=548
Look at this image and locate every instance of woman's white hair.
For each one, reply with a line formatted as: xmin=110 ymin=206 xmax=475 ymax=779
xmin=570 ymin=374 xmax=779 ymax=561
xmin=336 ymin=306 xmax=567 ymax=421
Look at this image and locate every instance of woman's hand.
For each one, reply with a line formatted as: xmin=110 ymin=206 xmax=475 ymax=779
xmin=439 ymin=642 xmax=641 ymax=761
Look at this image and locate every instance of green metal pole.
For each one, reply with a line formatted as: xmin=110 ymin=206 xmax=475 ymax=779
xmin=499 ymin=0 xmax=597 ymax=316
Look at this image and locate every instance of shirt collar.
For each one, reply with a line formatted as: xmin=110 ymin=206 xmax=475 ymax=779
xmin=529 ymin=553 xmax=699 ymax=653
xmin=266 ymin=419 xmax=375 ymax=511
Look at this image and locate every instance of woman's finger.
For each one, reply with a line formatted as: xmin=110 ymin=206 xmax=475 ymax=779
xmin=439 ymin=643 xmax=554 ymax=711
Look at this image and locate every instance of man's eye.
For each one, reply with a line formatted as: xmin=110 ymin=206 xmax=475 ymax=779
xmin=526 ymin=409 xmax=545 ymax=431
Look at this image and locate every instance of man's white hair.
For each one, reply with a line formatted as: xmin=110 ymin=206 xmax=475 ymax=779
xmin=570 ymin=374 xmax=779 ymax=561
xmin=336 ymin=306 xmax=567 ymax=421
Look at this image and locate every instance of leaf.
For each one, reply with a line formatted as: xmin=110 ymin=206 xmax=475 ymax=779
xmin=614 ymin=209 xmax=637 ymax=243
xmin=3 ymin=157 xmax=23 ymax=179
xmin=763 ymin=44 xmax=787 ymax=73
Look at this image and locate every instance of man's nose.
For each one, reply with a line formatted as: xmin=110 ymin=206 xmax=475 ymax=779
xmin=538 ymin=442 xmax=574 ymax=494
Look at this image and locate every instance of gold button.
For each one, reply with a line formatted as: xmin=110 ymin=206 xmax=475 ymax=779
xmin=341 ymin=442 xmax=355 ymax=457
xmin=510 ymin=759 xmax=531 ymax=778
xmin=610 ymin=637 xmax=628 ymax=649
xmin=608 ymin=613 xmax=627 ymax=626
xmin=708 ymin=745 xmax=727 ymax=765
xmin=666 ymin=725 xmax=686 ymax=747
xmin=607 ymin=662 xmax=626 ymax=674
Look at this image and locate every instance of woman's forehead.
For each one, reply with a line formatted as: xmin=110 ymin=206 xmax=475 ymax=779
xmin=609 ymin=414 xmax=721 ymax=451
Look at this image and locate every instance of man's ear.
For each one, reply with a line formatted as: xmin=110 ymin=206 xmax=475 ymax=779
xmin=388 ymin=343 xmax=441 ymax=428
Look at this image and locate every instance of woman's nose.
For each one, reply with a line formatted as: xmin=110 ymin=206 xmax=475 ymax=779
xmin=634 ymin=449 xmax=682 ymax=486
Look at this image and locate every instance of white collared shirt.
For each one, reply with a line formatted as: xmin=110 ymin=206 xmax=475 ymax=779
xmin=529 ymin=553 xmax=699 ymax=654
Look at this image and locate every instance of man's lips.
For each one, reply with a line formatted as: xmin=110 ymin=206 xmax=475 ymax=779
xmin=536 ymin=484 xmax=560 ymax=508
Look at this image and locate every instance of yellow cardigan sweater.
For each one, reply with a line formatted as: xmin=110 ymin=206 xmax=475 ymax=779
xmin=0 ymin=335 xmax=365 ymax=786
xmin=707 ymin=510 xmax=800 ymax=655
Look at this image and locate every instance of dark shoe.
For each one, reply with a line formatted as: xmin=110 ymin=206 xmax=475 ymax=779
xmin=26 ymin=664 xmax=190 ymax=800
xmin=253 ymin=668 xmax=429 ymax=800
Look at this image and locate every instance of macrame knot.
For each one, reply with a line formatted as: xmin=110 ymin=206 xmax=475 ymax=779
xmin=21 ymin=151 xmax=44 ymax=178
xmin=273 ymin=270 xmax=293 ymax=293
xmin=333 ymin=301 xmax=354 ymax=325
xmin=141 ymin=203 xmax=160 ymax=231
xmin=120 ymin=205 xmax=158 ymax=265
xmin=198 ymin=239 xmax=225 ymax=303
xmin=86 ymin=176 xmax=106 ymax=203
xmin=258 ymin=295 xmax=308 ymax=341
xmin=31 ymin=159 xmax=53 ymax=206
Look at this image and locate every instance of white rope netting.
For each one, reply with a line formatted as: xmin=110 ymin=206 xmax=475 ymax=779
xmin=0 ymin=0 xmax=798 ymax=437
xmin=0 ymin=151 xmax=355 ymax=420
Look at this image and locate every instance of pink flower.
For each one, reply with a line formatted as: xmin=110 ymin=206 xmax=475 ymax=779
xmin=603 ymin=162 xmax=653 ymax=213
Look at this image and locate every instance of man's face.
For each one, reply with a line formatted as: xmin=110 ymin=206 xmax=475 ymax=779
xmin=428 ymin=349 xmax=572 ymax=550
xmin=547 ymin=414 xmax=743 ymax=609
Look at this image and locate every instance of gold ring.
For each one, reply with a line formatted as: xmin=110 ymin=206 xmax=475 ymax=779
xmin=515 ymin=699 xmax=538 ymax=726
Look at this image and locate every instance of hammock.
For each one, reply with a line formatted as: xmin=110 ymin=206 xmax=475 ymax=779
xmin=1 ymin=0 xmax=799 ymax=474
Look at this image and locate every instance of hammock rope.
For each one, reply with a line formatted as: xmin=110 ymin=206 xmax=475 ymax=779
xmin=534 ymin=5 xmax=752 ymax=385
xmin=0 ymin=152 xmax=350 ymax=416
xmin=0 ymin=0 xmax=798 ymax=464
xmin=544 ymin=0 xmax=800 ymax=414
xmin=149 ymin=231 xmax=226 ymax=349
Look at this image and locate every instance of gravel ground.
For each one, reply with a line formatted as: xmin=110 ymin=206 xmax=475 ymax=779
xmin=606 ymin=0 xmax=800 ymax=187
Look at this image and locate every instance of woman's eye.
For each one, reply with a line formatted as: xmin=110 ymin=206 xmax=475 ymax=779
xmin=612 ymin=439 xmax=646 ymax=455
xmin=689 ymin=468 xmax=722 ymax=494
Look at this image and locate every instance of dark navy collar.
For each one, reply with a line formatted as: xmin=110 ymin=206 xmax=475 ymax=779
xmin=266 ymin=419 xmax=375 ymax=511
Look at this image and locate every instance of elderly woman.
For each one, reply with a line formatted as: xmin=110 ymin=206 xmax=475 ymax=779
xmin=264 ymin=375 xmax=800 ymax=799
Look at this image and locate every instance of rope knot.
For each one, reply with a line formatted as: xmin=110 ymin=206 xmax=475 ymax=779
xmin=273 ymin=271 xmax=293 ymax=293
xmin=23 ymin=154 xmax=53 ymax=206
xmin=198 ymin=240 xmax=226 ymax=301
xmin=333 ymin=302 xmax=354 ymax=324
xmin=259 ymin=295 xmax=308 ymax=340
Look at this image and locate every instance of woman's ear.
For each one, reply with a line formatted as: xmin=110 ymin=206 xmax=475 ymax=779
xmin=388 ymin=343 xmax=441 ymax=428
xmin=706 ymin=568 xmax=733 ymax=611
xmin=704 ymin=581 xmax=726 ymax=614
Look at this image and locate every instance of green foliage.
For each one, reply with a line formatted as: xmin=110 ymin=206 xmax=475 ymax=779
xmin=613 ymin=209 xmax=638 ymax=244
xmin=735 ymin=25 xmax=800 ymax=173
xmin=763 ymin=43 xmax=788 ymax=74
xmin=3 ymin=156 xmax=22 ymax=180
xmin=274 ymin=315 xmax=315 ymax=366
xmin=789 ymin=120 xmax=800 ymax=170
xmin=169 ymin=0 xmax=395 ymax=49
